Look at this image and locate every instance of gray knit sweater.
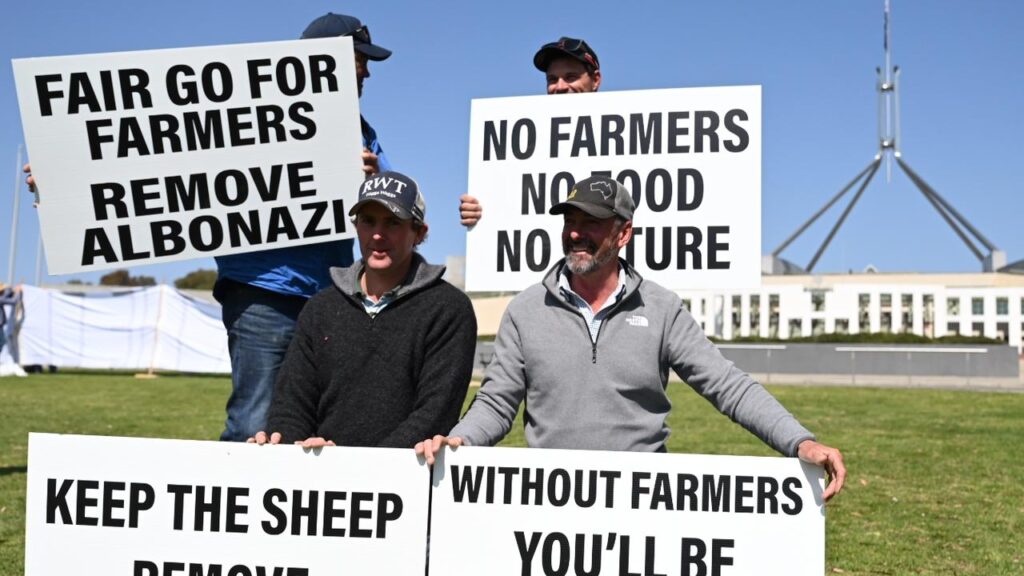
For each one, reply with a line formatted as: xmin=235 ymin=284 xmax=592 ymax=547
xmin=450 ymin=259 xmax=815 ymax=456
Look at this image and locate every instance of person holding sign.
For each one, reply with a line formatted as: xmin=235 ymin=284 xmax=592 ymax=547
xmin=459 ymin=36 xmax=602 ymax=226
xmin=419 ymin=175 xmax=846 ymax=500
xmin=213 ymin=13 xmax=396 ymax=442
xmin=250 ymin=171 xmax=477 ymax=448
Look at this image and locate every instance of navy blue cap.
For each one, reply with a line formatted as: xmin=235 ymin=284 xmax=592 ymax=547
xmin=350 ymin=171 xmax=426 ymax=222
xmin=534 ymin=37 xmax=599 ymax=72
xmin=550 ymin=175 xmax=634 ymax=220
xmin=301 ymin=13 xmax=392 ymax=61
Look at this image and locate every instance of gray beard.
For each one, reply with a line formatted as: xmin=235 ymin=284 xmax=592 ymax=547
xmin=564 ymin=245 xmax=616 ymax=276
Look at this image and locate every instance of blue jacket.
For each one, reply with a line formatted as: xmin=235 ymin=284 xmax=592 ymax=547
xmin=214 ymin=116 xmax=391 ymax=298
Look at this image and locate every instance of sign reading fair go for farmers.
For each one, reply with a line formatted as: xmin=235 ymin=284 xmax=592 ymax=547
xmin=12 ymin=37 xmax=364 ymax=275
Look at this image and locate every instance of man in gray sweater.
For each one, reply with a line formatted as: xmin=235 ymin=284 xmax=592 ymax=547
xmin=418 ymin=175 xmax=846 ymax=500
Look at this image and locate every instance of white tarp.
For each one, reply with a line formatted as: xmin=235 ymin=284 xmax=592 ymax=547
xmin=11 ymin=284 xmax=229 ymax=373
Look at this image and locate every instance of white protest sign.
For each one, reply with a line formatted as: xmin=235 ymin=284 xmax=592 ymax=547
xmin=25 ymin=434 xmax=429 ymax=576
xmin=13 ymin=38 xmax=364 ymax=275
xmin=429 ymin=447 xmax=824 ymax=576
xmin=465 ymin=86 xmax=761 ymax=292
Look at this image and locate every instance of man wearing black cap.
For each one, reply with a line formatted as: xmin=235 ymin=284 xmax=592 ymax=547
xmin=214 ymin=13 xmax=398 ymax=442
xmin=459 ymin=36 xmax=601 ymax=226
xmin=251 ymin=171 xmax=477 ymax=448
xmin=421 ymin=175 xmax=847 ymax=502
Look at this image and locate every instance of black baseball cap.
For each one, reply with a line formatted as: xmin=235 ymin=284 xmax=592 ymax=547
xmin=534 ymin=37 xmax=599 ymax=72
xmin=349 ymin=171 xmax=426 ymax=222
xmin=301 ymin=13 xmax=392 ymax=61
xmin=550 ymin=175 xmax=635 ymax=220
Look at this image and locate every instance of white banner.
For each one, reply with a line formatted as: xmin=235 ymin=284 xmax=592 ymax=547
xmin=25 ymin=434 xmax=429 ymax=576
xmin=13 ymin=38 xmax=364 ymax=275
xmin=465 ymin=86 xmax=762 ymax=292
xmin=429 ymin=447 xmax=824 ymax=576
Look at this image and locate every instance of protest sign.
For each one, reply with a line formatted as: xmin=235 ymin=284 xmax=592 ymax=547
xmin=464 ymin=86 xmax=761 ymax=292
xmin=25 ymin=434 xmax=429 ymax=576
xmin=429 ymin=446 xmax=824 ymax=576
xmin=12 ymin=38 xmax=364 ymax=274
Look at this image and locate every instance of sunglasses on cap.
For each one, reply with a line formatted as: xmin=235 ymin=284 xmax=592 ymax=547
xmin=349 ymin=25 xmax=372 ymax=45
xmin=544 ymin=37 xmax=598 ymax=70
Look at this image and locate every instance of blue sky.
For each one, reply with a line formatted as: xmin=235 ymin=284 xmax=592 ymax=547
xmin=2 ymin=0 xmax=1022 ymax=285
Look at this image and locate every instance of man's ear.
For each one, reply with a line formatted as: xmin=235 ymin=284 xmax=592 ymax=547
xmin=592 ymin=69 xmax=602 ymax=91
xmin=415 ymin=222 xmax=430 ymax=246
xmin=616 ymin=220 xmax=633 ymax=249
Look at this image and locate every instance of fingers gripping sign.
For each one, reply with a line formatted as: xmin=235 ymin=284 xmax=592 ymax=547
xmin=797 ymin=439 xmax=847 ymax=502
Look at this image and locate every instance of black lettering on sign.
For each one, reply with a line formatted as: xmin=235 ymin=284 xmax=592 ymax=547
xmin=35 ymin=69 xmax=152 ymax=117
xmin=483 ymin=119 xmax=536 ymax=161
xmin=247 ymin=54 xmax=340 ymax=98
xmin=781 ymin=477 xmax=803 ymax=515
xmin=496 ymin=230 xmax=551 ymax=273
xmin=724 ymin=109 xmax=750 ymax=152
xmin=522 ymin=172 xmax=574 ymax=215
xmin=679 ymin=538 xmax=734 ymax=576
xmin=133 ymin=560 xmax=309 ymax=576
xmin=257 ymin=489 xmax=402 ymax=538
xmin=45 ymin=478 xmax=154 ymax=527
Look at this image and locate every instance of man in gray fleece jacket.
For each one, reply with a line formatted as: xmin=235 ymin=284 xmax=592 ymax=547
xmin=418 ymin=175 xmax=846 ymax=500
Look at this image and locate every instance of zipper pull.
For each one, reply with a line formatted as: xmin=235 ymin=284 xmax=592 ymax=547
xmin=592 ymin=342 xmax=597 ymax=363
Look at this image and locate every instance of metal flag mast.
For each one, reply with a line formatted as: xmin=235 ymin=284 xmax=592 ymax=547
xmin=766 ymin=0 xmax=1005 ymax=274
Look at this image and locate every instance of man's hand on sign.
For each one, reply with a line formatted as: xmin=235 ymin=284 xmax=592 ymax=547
xmin=22 ymin=163 xmax=39 ymax=206
xmin=247 ymin=432 xmax=336 ymax=448
xmin=296 ymin=437 xmax=336 ymax=448
xmin=247 ymin=431 xmax=282 ymax=445
xmin=797 ymin=439 xmax=846 ymax=501
xmin=414 ymin=435 xmax=463 ymax=466
xmin=362 ymin=148 xmax=380 ymax=177
xmin=459 ymin=194 xmax=482 ymax=227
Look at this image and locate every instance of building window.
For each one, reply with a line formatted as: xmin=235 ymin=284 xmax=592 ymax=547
xmin=769 ymin=295 xmax=780 ymax=338
xmin=880 ymin=311 xmax=892 ymax=333
xmin=996 ymin=322 xmax=1009 ymax=343
xmin=947 ymin=322 xmax=960 ymax=336
xmin=749 ymin=295 xmax=760 ymax=334
xmin=812 ymin=319 xmax=825 ymax=336
xmin=835 ymin=319 xmax=849 ymax=334
xmin=880 ymin=294 xmax=892 ymax=332
xmin=901 ymin=294 xmax=913 ymax=333
xmin=996 ymin=297 xmax=1008 ymax=315
xmin=681 ymin=298 xmax=691 ymax=311
xmin=732 ymin=295 xmax=742 ymax=332
xmin=923 ymin=294 xmax=935 ymax=338
xmin=972 ymin=298 xmax=984 ymax=316
xmin=947 ymin=297 xmax=960 ymax=315
xmin=789 ymin=319 xmax=803 ymax=338
xmin=811 ymin=290 xmax=826 ymax=312
xmin=972 ymin=322 xmax=984 ymax=337
xmin=858 ymin=293 xmax=871 ymax=332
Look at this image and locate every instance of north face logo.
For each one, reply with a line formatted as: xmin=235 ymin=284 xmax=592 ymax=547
xmin=625 ymin=315 xmax=648 ymax=327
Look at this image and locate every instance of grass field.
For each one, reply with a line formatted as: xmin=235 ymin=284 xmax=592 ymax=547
xmin=1 ymin=373 xmax=1022 ymax=575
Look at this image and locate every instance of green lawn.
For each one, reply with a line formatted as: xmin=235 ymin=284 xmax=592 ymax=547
xmin=1 ymin=373 xmax=1021 ymax=574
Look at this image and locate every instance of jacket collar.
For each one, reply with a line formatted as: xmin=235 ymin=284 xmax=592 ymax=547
xmin=330 ymin=252 xmax=446 ymax=304
xmin=542 ymin=257 xmax=643 ymax=309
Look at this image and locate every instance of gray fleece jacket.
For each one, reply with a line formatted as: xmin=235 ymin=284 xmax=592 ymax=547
xmin=450 ymin=258 xmax=815 ymax=456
